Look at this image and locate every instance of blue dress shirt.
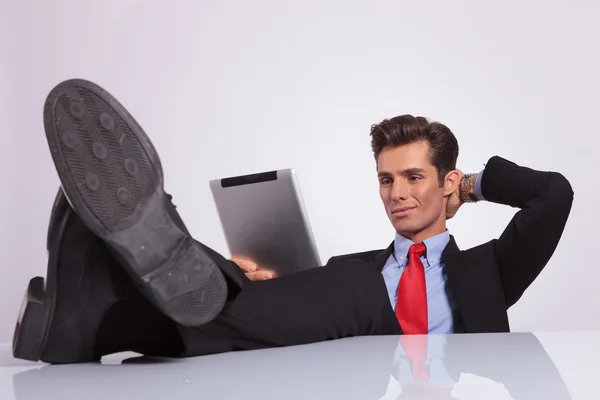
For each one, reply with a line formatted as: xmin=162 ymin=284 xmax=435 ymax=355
xmin=381 ymin=171 xmax=486 ymax=334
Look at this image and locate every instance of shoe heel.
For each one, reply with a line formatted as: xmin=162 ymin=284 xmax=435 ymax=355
xmin=13 ymin=277 xmax=48 ymax=362
xmin=146 ymin=239 xmax=228 ymax=327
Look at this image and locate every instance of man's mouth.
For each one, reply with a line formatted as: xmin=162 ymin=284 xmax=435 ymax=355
xmin=392 ymin=206 xmax=416 ymax=217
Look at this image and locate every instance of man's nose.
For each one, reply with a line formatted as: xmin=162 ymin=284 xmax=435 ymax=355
xmin=391 ymin=180 xmax=408 ymax=202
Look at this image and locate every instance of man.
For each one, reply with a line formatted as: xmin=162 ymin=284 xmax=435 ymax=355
xmin=12 ymin=79 xmax=573 ymax=364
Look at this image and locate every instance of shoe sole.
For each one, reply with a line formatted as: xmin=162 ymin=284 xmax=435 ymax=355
xmin=43 ymin=79 xmax=227 ymax=327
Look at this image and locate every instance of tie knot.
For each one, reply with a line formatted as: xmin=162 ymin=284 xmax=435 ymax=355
xmin=409 ymin=243 xmax=426 ymax=257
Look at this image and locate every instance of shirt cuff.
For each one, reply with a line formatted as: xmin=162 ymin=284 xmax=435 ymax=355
xmin=474 ymin=169 xmax=486 ymax=201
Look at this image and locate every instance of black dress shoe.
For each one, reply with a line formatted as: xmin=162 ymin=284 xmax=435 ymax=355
xmin=12 ymin=190 xmax=137 ymax=363
xmin=42 ymin=78 xmax=229 ymax=327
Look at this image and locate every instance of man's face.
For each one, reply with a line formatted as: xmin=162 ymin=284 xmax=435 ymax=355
xmin=377 ymin=141 xmax=452 ymax=242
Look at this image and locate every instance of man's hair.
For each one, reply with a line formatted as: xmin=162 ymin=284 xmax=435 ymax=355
xmin=370 ymin=114 xmax=459 ymax=185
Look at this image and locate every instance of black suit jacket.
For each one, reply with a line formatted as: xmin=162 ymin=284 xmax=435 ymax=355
xmin=324 ymin=156 xmax=574 ymax=334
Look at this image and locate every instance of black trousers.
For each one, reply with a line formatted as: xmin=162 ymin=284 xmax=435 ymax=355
xmin=98 ymin=235 xmax=401 ymax=358
xmin=173 ymin=246 xmax=402 ymax=357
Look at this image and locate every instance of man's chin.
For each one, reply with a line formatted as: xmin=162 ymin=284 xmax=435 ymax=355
xmin=394 ymin=220 xmax=448 ymax=243
xmin=393 ymin=225 xmax=421 ymax=239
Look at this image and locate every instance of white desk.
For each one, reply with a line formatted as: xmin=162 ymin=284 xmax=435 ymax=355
xmin=0 ymin=330 xmax=598 ymax=399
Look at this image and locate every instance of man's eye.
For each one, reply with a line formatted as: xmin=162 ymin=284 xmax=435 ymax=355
xmin=381 ymin=179 xmax=392 ymax=185
xmin=409 ymin=176 xmax=421 ymax=181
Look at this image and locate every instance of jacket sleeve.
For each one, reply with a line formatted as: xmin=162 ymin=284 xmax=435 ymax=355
xmin=479 ymin=156 xmax=574 ymax=308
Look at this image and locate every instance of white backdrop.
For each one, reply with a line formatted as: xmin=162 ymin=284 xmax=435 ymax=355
xmin=0 ymin=0 xmax=597 ymax=342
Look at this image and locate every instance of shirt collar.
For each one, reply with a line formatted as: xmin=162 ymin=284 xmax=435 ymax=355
xmin=393 ymin=230 xmax=450 ymax=268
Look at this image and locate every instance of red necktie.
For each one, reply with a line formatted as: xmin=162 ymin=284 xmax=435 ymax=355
xmin=395 ymin=243 xmax=428 ymax=335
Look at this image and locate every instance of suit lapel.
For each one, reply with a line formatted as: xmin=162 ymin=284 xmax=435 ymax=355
xmin=371 ymin=241 xmax=394 ymax=271
xmin=442 ymin=235 xmax=478 ymax=333
xmin=443 ymin=236 xmax=510 ymax=333
xmin=368 ymin=241 xmax=402 ymax=334
xmin=442 ymin=235 xmax=461 ymax=259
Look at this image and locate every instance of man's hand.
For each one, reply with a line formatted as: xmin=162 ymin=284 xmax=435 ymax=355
xmin=230 ymin=257 xmax=276 ymax=281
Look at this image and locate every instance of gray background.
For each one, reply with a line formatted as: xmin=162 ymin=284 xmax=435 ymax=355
xmin=0 ymin=0 xmax=595 ymax=342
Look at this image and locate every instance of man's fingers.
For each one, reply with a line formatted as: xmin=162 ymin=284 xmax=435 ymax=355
xmin=244 ymin=271 xmax=275 ymax=281
xmin=230 ymin=257 xmax=257 ymax=272
xmin=230 ymin=257 xmax=276 ymax=280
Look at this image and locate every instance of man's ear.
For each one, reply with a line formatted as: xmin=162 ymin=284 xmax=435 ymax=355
xmin=443 ymin=170 xmax=461 ymax=196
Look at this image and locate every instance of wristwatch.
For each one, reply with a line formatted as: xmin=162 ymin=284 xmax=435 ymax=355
xmin=460 ymin=173 xmax=479 ymax=203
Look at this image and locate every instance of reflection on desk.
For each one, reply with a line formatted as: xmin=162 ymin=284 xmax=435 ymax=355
xmin=3 ymin=331 xmax=597 ymax=399
xmin=389 ymin=332 xmax=571 ymax=399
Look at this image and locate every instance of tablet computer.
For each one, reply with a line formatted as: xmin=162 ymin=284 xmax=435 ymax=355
xmin=209 ymin=169 xmax=322 ymax=276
